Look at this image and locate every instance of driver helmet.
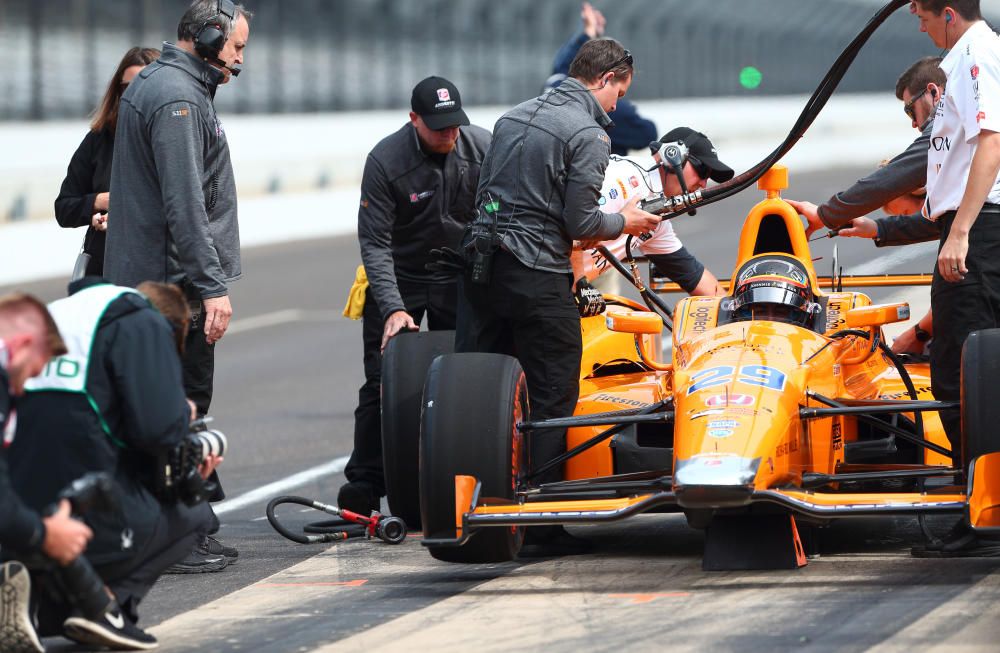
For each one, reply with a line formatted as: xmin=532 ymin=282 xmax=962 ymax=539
xmin=732 ymin=255 xmax=819 ymax=326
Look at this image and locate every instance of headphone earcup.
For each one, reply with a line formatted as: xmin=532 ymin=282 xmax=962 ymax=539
xmin=195 ymin=23 xmax=226 ymax=59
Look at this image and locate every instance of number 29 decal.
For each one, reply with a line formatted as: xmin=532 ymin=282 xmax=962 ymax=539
xmin=686 ymin=365 xmax=787 ymax=395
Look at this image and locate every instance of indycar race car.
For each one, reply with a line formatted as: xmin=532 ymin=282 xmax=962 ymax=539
xmin=380 ymin=165 xmax=1000 ymax=570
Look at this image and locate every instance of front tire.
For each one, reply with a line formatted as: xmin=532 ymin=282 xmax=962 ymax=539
xmin=420 ymin=353 xmax=527 ymax=563
xmin=961 ymin=329 xmax=1000 ymax=466
xmin=381 ymin=330 xmax=455 ymax=529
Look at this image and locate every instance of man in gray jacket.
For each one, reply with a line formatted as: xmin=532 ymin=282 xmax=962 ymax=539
xmin=456 ymin=39 xmax=658 ymax=552
xmin=105 ymin=0 xmax=252 ymax=572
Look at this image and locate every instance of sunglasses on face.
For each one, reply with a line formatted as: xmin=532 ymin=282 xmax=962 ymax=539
xmin=903 ymin=88 xmax=928 ymax=121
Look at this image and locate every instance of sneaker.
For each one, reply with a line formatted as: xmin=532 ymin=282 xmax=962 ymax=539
xmin=337 ymin=481 xmax=381 ymax=516
xmin=162 ymin=546 xmax=228 ymax=575
xmin=203 ymin=535 xmax=238 ymax=563
xmin=0 ymin=562 xmax=43 ymax=653
xmin=64 ymin=609 xmax=158 ymax=651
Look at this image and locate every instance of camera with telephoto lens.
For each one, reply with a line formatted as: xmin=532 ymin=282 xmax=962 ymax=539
xmin=155 ymin=418 xmax=228 ymax=506
xmin=39 ymin=473 xmax=119 ymax=620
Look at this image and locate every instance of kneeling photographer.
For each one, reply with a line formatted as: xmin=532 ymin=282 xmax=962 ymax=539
xmin=7 ymin=279 xmax=222 ymax=650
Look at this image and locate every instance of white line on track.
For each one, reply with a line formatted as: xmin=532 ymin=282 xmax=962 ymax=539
xmin=844 ymin=240 xmax=937 ymax=276
xmin=214 ymin=455 xmax=350 ymax=515
xmin=226 ymin=309 xmax=342 ymax=335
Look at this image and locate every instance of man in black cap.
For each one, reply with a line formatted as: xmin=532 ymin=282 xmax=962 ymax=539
xmin=574 ymin=127 xmax=734 ymax=298
xmin=339 ymin=76 xmax=492 ymax=514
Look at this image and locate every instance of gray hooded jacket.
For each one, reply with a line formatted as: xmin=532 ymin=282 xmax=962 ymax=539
xmin=472 ymin=77 xmax=625 ymax=273
xmin=105 ymin=43 xmax=240 ymax=299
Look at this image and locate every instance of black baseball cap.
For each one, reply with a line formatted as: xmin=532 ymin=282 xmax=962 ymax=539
xmin=660 ymin=127 xmax=734 ymax=183
xmin=411 ymin=76 xmax=470 ymax=131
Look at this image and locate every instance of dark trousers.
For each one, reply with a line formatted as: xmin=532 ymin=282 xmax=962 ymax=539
xmin=344 ymin=280 xmax=458 ymax=495
xmin=456 ymin=250 xmax=582 ymax=484
xmin=930 ymin=210 xmax=1000 ymax=465
xmin=183 ymin=311 xmax=215 ymax=417
xmin=33 ymin=501 xmax=212 ymax=633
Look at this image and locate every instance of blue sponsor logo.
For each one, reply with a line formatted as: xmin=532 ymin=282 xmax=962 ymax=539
xmin=708 ymin=429 xmax=733 ymax=438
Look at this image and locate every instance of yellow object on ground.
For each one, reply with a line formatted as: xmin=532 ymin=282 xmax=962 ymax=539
xmin=343 ymin=265 xmax=368 ymax=319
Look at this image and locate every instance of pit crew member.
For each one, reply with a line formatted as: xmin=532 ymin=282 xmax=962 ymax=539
xmin=456 ymin=39 xmax=659 ymax=552
xmin=572 ymin=127 xmax=734 ymax=304
xmin=340 ymin=76 xmax=491 ymax=516
xmin=909 ymin=0 xmax=1000 ymax=468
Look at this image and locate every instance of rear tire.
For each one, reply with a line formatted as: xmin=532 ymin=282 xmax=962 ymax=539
xmin=381 ymin=330 xmax=455 ymax=529
xmin=420 ymin=353 xmax=527 ymax=563
xmin=961 ymin=329 xmax=1000 ymax=466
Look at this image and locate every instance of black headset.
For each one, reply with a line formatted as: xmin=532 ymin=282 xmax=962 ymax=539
xmin=194 ymin=0 xmax=237 ymax=60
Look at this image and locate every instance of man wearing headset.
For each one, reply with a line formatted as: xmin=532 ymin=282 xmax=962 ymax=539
xmin=455 ymin=39 xmax=659 ymax=553
xmin=572 ymin=127 xmax=734 ymax=304
xmin=105 ymin=0 xmax=253 ymax=573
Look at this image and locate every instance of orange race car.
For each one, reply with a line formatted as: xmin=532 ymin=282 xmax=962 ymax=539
xmin=380 ymin=165 xmax=1000 ymax=570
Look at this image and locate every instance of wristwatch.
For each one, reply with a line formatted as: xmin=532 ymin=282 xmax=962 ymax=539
xmin=913 ymin=324 xmax=931 ymax=343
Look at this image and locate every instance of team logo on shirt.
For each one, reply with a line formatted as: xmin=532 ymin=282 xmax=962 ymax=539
xmin=409 ymin=190 xmax=435 ymax=203
xmin=628 ymin=176 xmax=640 ymax=188
xmin=971 ymin=65 xmax=980 ymax=80
xmin=978 ymin=111 xmax=987 ymax=123
xmin=609 ymin=188 xmax=618 ymax=200
xmin=597 ymin=133 xmax=610 ymax=145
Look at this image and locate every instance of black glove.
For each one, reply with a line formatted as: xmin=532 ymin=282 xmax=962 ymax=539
xmin=425 ymin=247 xmax=467 ymax=274
xmin=574 ymin=277 xmax=606 ymax=318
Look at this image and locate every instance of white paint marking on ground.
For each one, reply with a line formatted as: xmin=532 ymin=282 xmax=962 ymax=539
xmin=226 ymin=309 xmax=343 ymax=335
xmin=844 ymin=240 xmax=937 ymax=276
xmin=214 ymin=456 xmax=349 ymax=516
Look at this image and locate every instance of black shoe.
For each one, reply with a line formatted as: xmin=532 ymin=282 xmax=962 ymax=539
xmin=337 ymin=481 xmax=380 ymax=515
xmin=203 ymin=535 xmax=239 ymax=563
xmin=163 ymin=546 xmax=228 ymax=575
xmin=518 ymin=526 xmax=593 ymax=558
xmin=64 ymin=609 xmax=158 ymax=651
xmin=0 ymin=562 xmax=43 ymax=653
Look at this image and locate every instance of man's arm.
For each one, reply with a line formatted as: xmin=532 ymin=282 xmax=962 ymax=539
xmin=564 ymin=132 xmax=626 ymax=241
xmin=874 ymin=212 xmax=942 ymax=247
xmin=107 ymin=310 xmax=191 ymax=453
xmin=815 ymin=124 xmax=932 ymax=229
xmin=0 ymin=453 xmax=47 ymax=551
xmin=148 ymin=102 xmax=228 ymax=299
xmin=358 ymin=155 xmax=407 ymax=321
xmin=938 ymin=130 xmax=1000 ymax=280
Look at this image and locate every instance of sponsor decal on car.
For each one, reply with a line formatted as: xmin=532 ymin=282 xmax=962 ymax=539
xmin=708 ymin=419 xmax=739 ymax=430
xmin=708 ymin=429 xmax=733 ymax=438
xmin=705 ymin=393 xmax=755 ymax=407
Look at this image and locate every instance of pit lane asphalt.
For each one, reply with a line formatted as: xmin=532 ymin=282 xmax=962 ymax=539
xmin=7 ymin=165 xmax=995 ymax=652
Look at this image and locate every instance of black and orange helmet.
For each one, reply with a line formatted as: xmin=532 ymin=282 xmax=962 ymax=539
xmin=732 ymin=255 xmax=816 ymax=326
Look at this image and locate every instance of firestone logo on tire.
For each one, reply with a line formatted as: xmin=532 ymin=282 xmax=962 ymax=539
xmin=705 ymin=393 xmax=754 ymax=407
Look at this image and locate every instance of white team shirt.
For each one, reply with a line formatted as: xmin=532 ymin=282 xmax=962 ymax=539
xmin=925 ymin=21 xmax=1000 ymax=220
xmin=581 ymin=157 xmax=683 ymax=280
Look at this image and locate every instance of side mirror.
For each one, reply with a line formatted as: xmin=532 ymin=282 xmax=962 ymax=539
xmin=844 ymin=303 xmax=910 ymax=329
xmin=605 ymin=308 xmax=662 ymax=335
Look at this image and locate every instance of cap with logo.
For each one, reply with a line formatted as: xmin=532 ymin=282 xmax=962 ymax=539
xmin=659 ymin=127 xmax=734 ymax=183
xmin=411 ymin=76 xmax=470 ymax=131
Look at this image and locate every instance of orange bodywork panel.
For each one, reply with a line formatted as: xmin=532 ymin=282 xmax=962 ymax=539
xmin=968 ymin=453 xmax=1000 ymax=531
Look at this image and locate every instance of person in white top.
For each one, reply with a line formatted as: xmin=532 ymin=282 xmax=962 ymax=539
xmin=572 ymin=127 xmax=733 ymax=301
xmin=909 ymin=0 xmax=1000 ymax=477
